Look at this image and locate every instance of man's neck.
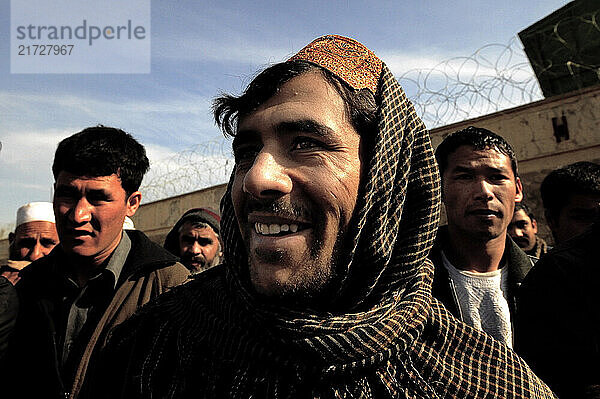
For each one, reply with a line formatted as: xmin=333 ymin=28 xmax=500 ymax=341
xmin=64 ymin=233 xmax=124 ymax=287
xmin=444 ymin=226 xmax=506 ymax=273
xmin=65 ymin=255 xmax=109 ymax=287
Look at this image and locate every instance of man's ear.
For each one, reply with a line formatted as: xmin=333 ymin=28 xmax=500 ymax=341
xmin=8 ymin=232 xmax=15 ymax=244
xmin=126 ymin=191 xmax=142 ymax=217
xmin=515 ymin=177 xmax=524 ymax=203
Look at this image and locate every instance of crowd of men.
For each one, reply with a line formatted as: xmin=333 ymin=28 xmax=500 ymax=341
xmin=0 ymin=35 xmax=599 ymax=399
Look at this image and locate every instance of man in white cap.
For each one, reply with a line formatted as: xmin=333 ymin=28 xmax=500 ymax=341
xmin=1 ymin=202 xmax=59 ymax=285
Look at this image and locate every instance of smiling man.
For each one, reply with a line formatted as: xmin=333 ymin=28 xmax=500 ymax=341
xmin=4 ymin=126 xmax=189 ymax=399
xmin=92 ymin=36 xmax=553 ymax=398
xmin=430 ymin=126 xmax=533 ymax=348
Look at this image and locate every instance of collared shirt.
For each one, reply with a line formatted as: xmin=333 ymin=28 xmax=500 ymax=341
xmin=60 ymin=232 xmax=131 ymax=369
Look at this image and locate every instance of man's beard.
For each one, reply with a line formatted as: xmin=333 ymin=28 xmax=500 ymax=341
xmin=182 ymin=254 xmax=220 ymax=273
xmin=181 ymin=255 xmax=206 ymax=270
xmin=244 ymin=199 xmax=347 ymax=306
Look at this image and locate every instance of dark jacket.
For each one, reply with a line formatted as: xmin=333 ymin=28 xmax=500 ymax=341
xmin=0 ymin=275 xmax=18 ymax=362
xmin=515 ymin=223 xmax=600 ymax=399
xmin=3 ymin=230 xmax=189 ymax=399
xmin=430 ymin=226 xmax=534 ymax=339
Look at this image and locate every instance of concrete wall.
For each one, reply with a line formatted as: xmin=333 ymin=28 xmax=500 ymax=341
xmin=430 ymin=85 xmax=600 ymax=244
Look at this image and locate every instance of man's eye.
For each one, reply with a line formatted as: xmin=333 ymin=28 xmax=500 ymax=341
xmin=54 ymin=190 xmax=77 ymax=201
xmin=291 ymin=137 xmax=323 ymax=151
xmin=233 ymin=146 xmax=259 ymax=164
xmin=198 ymin=238 xmax=213 ymax=246
xmin=455 ymin=174 xmax=472 ymax=180
xmin=182 ymin=237 xmax=195 ymax=244
xmin=17 ymin=238 xmax=35 ymax=248
xmin=88 ymin=194 xmax=110 ymax=203
xmin=490 ymin=174 xmax=509 ymax=181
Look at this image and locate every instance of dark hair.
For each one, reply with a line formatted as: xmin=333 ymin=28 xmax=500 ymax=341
xmin=52 ymin=126 xmax=150 ymax=196
xmin=540 ymin=161 xmax=600 ymax=217
xmin=514 ymin=202 xmax=535 ymax=221
xmin=213 ymin=60 xmax=378 ymax=138
xmin=435 ymin=126 xmax=518 ymax=177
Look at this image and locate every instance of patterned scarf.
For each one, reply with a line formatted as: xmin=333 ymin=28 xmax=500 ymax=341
xmin=218 ymin=35 xmax=440 ymax=369
xmin=528 ymin=236 xmax=550 ymax=259
xmin=93 ymin=35 xmax=555 ymax=399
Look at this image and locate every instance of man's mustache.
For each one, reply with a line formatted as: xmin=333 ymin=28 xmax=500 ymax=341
xmin=244 ymin=199 xmax=313 ymax=221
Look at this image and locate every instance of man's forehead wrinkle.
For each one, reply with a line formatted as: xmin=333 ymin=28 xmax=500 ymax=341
xmin=451 ymin=164 xmax=510 ymax=173
xmin=276 ymin=120 xmax=334 ymax=137
xmin=55 ymin=183 xmax=109 ymax=194
xmin=450 ymin=151 xmax=512 ymax=169
xmin=235 ymin=120 xmax=334 ymax=143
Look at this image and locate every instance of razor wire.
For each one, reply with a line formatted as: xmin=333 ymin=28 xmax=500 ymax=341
xmin=142 ymin=7 xmax=600 ymax=203
xmin=141 ymin=140 xmax=234 ymax=203
xmin=142 ymin=38 xmax=542 ymax=203
xmin=396 ymin=36 xmax=543 ymax=128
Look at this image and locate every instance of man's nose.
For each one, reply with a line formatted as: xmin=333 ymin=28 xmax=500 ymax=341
xmin=190 ymin=242 xmax=202 ymax=255
xmin=512 ymin=228 xmax=524 ymax=237
xmin=473 ymin=178 xmax=494 ymax=201
xmin=70 ymin=199 xmax=93 ymax=224
xmin=28 ymin=241 xmax=44 ymax=261
xmin=243 ymin=152 xmax=292 ymax=199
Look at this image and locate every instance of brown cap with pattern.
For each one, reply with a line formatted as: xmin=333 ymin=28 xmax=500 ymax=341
xmin=288 ymin=35 xmax=382 ymax=94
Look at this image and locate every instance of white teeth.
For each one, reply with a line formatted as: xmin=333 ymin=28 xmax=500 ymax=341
xmin=254 ymin=222 xmax=300 ymax=235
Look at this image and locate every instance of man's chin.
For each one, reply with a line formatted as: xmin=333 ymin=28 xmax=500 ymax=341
xmin=183 ymin=260 xmax=206 ymax=271
xmin=248 ymin=259 xmax=334 ymax=303
xmin=62 ymin=244 xmax=96 ymax=257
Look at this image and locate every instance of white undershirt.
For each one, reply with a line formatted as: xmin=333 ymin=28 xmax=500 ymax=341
xmin=441 ymin=250 xmax=513 ymax=348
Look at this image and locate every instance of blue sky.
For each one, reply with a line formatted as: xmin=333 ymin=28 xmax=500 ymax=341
xmin=0 ymin=0 xmax=568 ymax=228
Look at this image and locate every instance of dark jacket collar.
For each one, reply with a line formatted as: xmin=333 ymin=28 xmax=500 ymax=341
xmin=430 ymin=225 xmax=534 ymax=318
xmin=19 ymin=230 xmax=178 ymax=294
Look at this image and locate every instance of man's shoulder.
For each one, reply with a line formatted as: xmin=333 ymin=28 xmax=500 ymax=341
xmin=103 ymin=265 xmax=227 ymax=357
xmin=427 ymin=225 xmax=446 ymax=267
xmin=123 ymin=230 xmax=183 ymax=272
xmin=121 ymin=264 xmax=226 ymax=326
xmin=16 ymin=250 xmax=62 ymax=294
xmin=125 ymin=230 xmax=178 ymax=263
xmin=521 ymin=226 xmax=598 ymax=291
xmin=412 ymin=300 xmax=555 ymax=397
xmin=505 ymin=236 xmax=535 ymax=284
xmin=541 ymin=224 xmax=597 ymax=268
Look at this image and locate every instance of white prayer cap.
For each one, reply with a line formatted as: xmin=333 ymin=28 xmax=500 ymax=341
xmin=123 ymin=216 xmax=135 ymax=230
xmin=16 ymin=202 xmax=55 ymax=228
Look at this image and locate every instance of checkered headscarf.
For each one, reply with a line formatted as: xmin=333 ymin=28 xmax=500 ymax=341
xmin=219 ymin=33 xmax=441 ymax=366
